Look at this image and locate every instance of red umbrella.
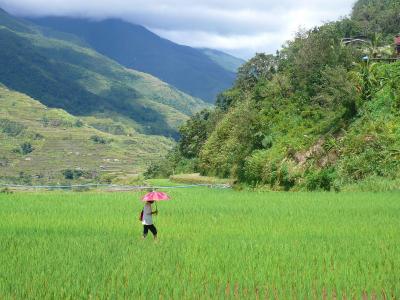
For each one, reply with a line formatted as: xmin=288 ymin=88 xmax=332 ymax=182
xmin=141 ymin=191 xmax=170 ymax=214
xmin=141 ymin=191 xmax=170 ymax=202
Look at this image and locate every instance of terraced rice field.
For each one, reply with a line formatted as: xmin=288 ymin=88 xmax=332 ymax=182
xmin=0 ymin=189 xmax=399 ymax=299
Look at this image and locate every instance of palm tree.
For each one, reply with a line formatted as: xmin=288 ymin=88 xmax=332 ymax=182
xmin=349 ymin=60 xmax=379 ymax=102
xmin=342 ymin=33 xmax=392 ymax=59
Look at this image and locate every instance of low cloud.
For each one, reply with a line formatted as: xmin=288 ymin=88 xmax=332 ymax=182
xmin=0 ymin=0 xmax=355 ymax=58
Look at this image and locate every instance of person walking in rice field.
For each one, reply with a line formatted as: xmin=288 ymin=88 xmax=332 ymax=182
xmin=141 ymin=201 xmax=158 ymax=240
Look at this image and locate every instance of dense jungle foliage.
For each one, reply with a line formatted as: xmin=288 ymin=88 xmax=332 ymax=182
xmin=146 ymin=0 xmax=400 ymax=191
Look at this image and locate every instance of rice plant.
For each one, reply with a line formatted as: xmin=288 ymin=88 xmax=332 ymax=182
xmin=0 ymin=189 xmax=399 ymax=299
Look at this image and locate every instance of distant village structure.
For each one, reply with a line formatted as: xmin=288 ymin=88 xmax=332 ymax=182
xmin=342 ymin=35 xmax=400 ymax=61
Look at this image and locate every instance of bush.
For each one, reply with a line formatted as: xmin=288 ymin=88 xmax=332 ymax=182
xmin=275 ymin=162 xmax=298 ymax=191
xmin=18 ymin=172 xmax=32 ymax=185
xmin=41 ymin=117 xmax=49 ymax=127
xmin=20 ymin=142 xmax=34 ymax=155
xmin=90 ymin=135 xmax=108 ymax=144
xmin=144 ymin=161 xmax=173 ymax=179
xmin=32 ymin=133 xmax=44 ymax=140
xmin=74 ymin=119 xmax=84 ymax=127
xmin=0 ymin=119 xmax=26 ymax=136
xmin=242 ymin=150 xmax=268 ymax=185
xmin=252 ymin=157 xmax=299 ymax=191
xmin=0 ymin=187 xmax=13 ymax=194
xmin=305 ymin=168 xmax=336 ymax=191
xmin=0 ymin=156 xmax=9 ymax=167
xmin=62 ymin=169 xmax=90 ymax=180
xmin=99 ymin=174 xmax=115 ymax=184
xmin=62 ymin=169 xmax=74 ymax=180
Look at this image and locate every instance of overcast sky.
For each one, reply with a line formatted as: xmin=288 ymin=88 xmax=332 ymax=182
xmin=0 ymin=0 xmax=356 ymax=59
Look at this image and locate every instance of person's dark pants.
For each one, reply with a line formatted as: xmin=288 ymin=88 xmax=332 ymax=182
xmin=143 ymin=224 xmax=157 ymax=237
xmin=397 ymin=45 xmax=400 ymax=56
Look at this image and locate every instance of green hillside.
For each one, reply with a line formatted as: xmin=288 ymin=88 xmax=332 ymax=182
xmin=0 ymin=8 xmax=208 ymax=139
xmin=0 ymin=86 xmax=174 ymax=184
xmin=199 ymin=48 xmax=245 ymax=72
xmin=352 ymin=0 xmax=400 ymax=40
xmin=29 ymin=17 xmax=237 ymax=103
xmin=147 ymin=0 xmax=400 ymax=191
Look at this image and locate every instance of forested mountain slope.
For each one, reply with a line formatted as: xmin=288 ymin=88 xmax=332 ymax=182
xmin=0 ymin=8 xmax=208 ymax=139
xmin=352 ymin=0 xmax=400 ymax=41
xmin=198 ymin=48 xmax=245 ymax=72
xmin=29 ymin=17 xmax=238 ymax=103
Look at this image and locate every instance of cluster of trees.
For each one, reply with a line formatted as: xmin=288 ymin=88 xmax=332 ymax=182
xmin=12 ymin=142 xmax=34 ymax=155
xmin=62 ymin=169 xmax=96 ymax=180
xmin=146 ymin=0 xmax=400 ymax=190
xmin=90 ymin=135 xmax=110 ymax=144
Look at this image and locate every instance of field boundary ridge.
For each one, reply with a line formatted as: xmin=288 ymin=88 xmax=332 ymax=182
xmin=0 ymin=183 xmax=232 ymax=191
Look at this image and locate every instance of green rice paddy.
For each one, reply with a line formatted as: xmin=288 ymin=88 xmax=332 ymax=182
xmin=0 ymin=189 xmax=399 ymax=299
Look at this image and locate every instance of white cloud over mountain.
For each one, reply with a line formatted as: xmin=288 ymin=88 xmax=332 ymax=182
xmin=0 ymin=0 xmax=355 ymax=58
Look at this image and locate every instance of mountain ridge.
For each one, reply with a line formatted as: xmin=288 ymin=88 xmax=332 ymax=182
xmin=0 ymin=8 xmax=209 ymax=138
xmin=198 ymin=48 xmax=245 ymax=72
xmin=28 ymin=16 xmax=238 ymax=102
